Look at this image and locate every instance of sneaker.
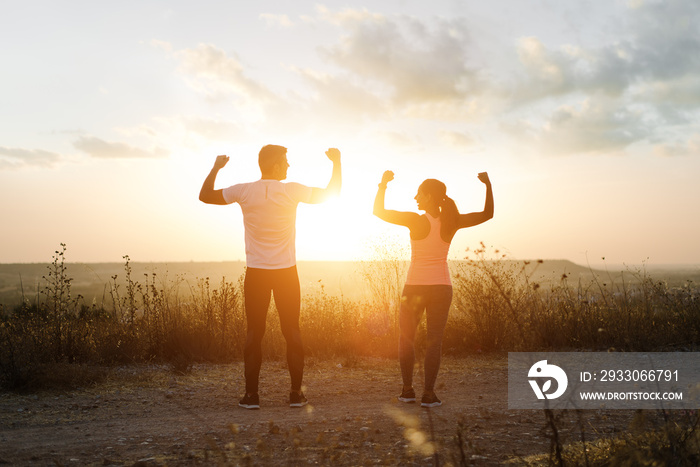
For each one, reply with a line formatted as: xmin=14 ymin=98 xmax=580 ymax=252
xmin=421 ymin=393 xmax=442 ymax=408
xmin=239 ymin=393 xmax=260 ymax=410
xmin=398 ymin=387 xmax=416 ymax=403
xmin=289 ymin=391 xmax=308 ymax=408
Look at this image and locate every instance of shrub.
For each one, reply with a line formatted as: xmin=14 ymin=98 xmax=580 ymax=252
xmin=1 ymin=243 xmax=698 ymax=391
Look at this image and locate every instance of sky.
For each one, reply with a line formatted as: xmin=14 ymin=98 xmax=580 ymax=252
xmin=1 ymin=0 xmax=699 ymax=267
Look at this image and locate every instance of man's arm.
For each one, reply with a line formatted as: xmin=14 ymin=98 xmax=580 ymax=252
xmin=373 ymin=170 xmax=422 ymax=228
xmin=456 ymin=172 xmax=494 ymax=229
xmin=199 ymin=155 xmax=230 ymax=205
xmin=308 ymin=148 xmax=342 ymax=204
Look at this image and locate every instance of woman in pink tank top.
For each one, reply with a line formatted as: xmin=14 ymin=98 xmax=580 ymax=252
xmin=373 ymin=171 xmax=493 ymax=407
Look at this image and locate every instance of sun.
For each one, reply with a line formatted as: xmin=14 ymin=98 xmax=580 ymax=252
xmin=295 ymin=185 xmax=381 ymax=262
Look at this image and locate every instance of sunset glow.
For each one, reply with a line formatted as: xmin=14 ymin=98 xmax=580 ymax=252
xmin=1 ymin=1 xmax=699 ymax=267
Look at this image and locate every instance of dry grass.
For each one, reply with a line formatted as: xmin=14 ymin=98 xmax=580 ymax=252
xmin=2 ymin=243 xmax=699 ymax=391
xmin=1 ymin=243 xmax=699 ymax=465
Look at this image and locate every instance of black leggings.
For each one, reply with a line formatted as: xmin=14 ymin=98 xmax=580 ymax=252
xmin=243 ymin=266 xmax=304 ymax=394
xmin=399 ymin=284 xmax=452 ymax=392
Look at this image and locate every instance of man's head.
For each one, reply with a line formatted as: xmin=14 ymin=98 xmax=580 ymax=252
xmin=259 ymin=144 xmax=289 ymax=180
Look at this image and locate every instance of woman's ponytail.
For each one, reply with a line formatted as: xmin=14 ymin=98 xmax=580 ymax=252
xmin=440 ymin=195 xmax=459 ymax=234
xmin=419 ymin=179 xmax=460 ymax=235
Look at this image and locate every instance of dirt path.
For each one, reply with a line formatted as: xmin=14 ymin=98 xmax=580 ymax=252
xmin=0 ymin=356 xmax=635 ymax=466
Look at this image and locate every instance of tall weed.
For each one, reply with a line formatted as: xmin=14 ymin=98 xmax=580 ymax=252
xmin=1 ymin=243 xmax=698 ymax=391
xmin=451 ymin=244 xmax=699 ymax=352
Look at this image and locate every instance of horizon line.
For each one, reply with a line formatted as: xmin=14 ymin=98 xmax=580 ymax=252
xmin=1 ymin=259 xmax=699 ymax=269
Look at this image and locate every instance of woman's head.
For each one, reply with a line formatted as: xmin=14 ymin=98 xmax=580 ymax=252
xmin=417 ymin=178 xmax=459 ymax=231
xmin=416 ymin=179 xmax=447 ymax=210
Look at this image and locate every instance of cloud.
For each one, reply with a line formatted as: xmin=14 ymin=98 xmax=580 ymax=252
xmin=631 ymin=0 xmax=700 ymax=78
xmin=180 ymin=116 xmax=243 ymax=141
xmin=291 ymin=67 xmax=387 ymax=124
xmin=150 ymin=39 xmax=173 ymax=53
xmin=0 ymin=146 xmax=62 ymax=169
xmin=515 ymin=37 xmax=568 ymax=92
xmin=512 ymin=98 xmax=649 ymax=156
xmin=149 ymin=115 xmax=245 ymax=145
xmin=316 ymin=8 xmax=482 ymax=108
xmin=439 ymin=130 xmax=477 ymax=149
xmin=499 ymin=0 xmax=700 ymax=155
xmin=653 ymin=134 xmax=700 ymax=157
xmin=146 ymin=4 xmax=699 ymax=156
xmin=168 ymin=43 xmax=276 ymax=104
xmin=151 ymin=9 xmax=486 ymax=135
xmin=259 ymin=13 xmax=294 ymax=28
xmin=153 ymin=41 xmax=286 ymax=127
xmin=507 ymin=1 xmax=700 ymax=105
xmin=313 ymin=5 xmax=386 ymax=28
xmin=73 ymin=136 xmax=168 ymax=159
xmin=624 ymin=1 xmax=700 ymax=124
xmin=506 ymin=36 xmax=633 ymax=105
xmin=307 ymin=2 xmax=699 ymax=153
xmin=375 ymin=130 xmax=418 ymax=148
xmin=637 ymin=76 xmax=700 ymax=109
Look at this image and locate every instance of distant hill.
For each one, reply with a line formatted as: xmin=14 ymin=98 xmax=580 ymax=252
xmin=1 ymin=260 xmax=697 ymax=309
xmin=0 ymin=262 xmax=247 ymax=308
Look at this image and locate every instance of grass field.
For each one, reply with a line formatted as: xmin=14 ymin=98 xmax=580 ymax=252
xmin=1 ymin=256 xmax=653 ymax=308
xmin=1 ymin=244 xmax=699 ymax=464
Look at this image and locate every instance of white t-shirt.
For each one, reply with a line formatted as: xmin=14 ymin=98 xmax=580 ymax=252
xmin=222 ymin=179 xmax=313 ymax=269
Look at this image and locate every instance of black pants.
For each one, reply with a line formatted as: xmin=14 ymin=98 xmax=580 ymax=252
xmin=243 ymin=266 xmax=304 ymax=394
xmin=399 ymin=284 xmax=452 ymax=392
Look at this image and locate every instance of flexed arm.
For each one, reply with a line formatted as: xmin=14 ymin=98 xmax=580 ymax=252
xmin=199 ymin=155 xmax=230 ymax=205
xmin=373 ymin=171 xmax=421 ymax=228
xmin=456 ymin=172 xmax=494 ymax=229
xmin=308 ymin=148 xmax=342 ymax=204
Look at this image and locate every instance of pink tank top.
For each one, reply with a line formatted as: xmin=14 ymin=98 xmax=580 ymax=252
xmin=405 ymin=214 xmax=452 ymax=286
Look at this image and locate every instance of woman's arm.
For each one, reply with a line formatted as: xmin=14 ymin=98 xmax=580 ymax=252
xmin=373 ymin=171 xmax=422 ymax=228
xmin=456 ymin=172 xmax=494 ymax=229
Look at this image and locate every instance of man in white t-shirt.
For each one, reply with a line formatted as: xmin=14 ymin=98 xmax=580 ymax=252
xmin=199 ymin=145 xmax=341 ymax=409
